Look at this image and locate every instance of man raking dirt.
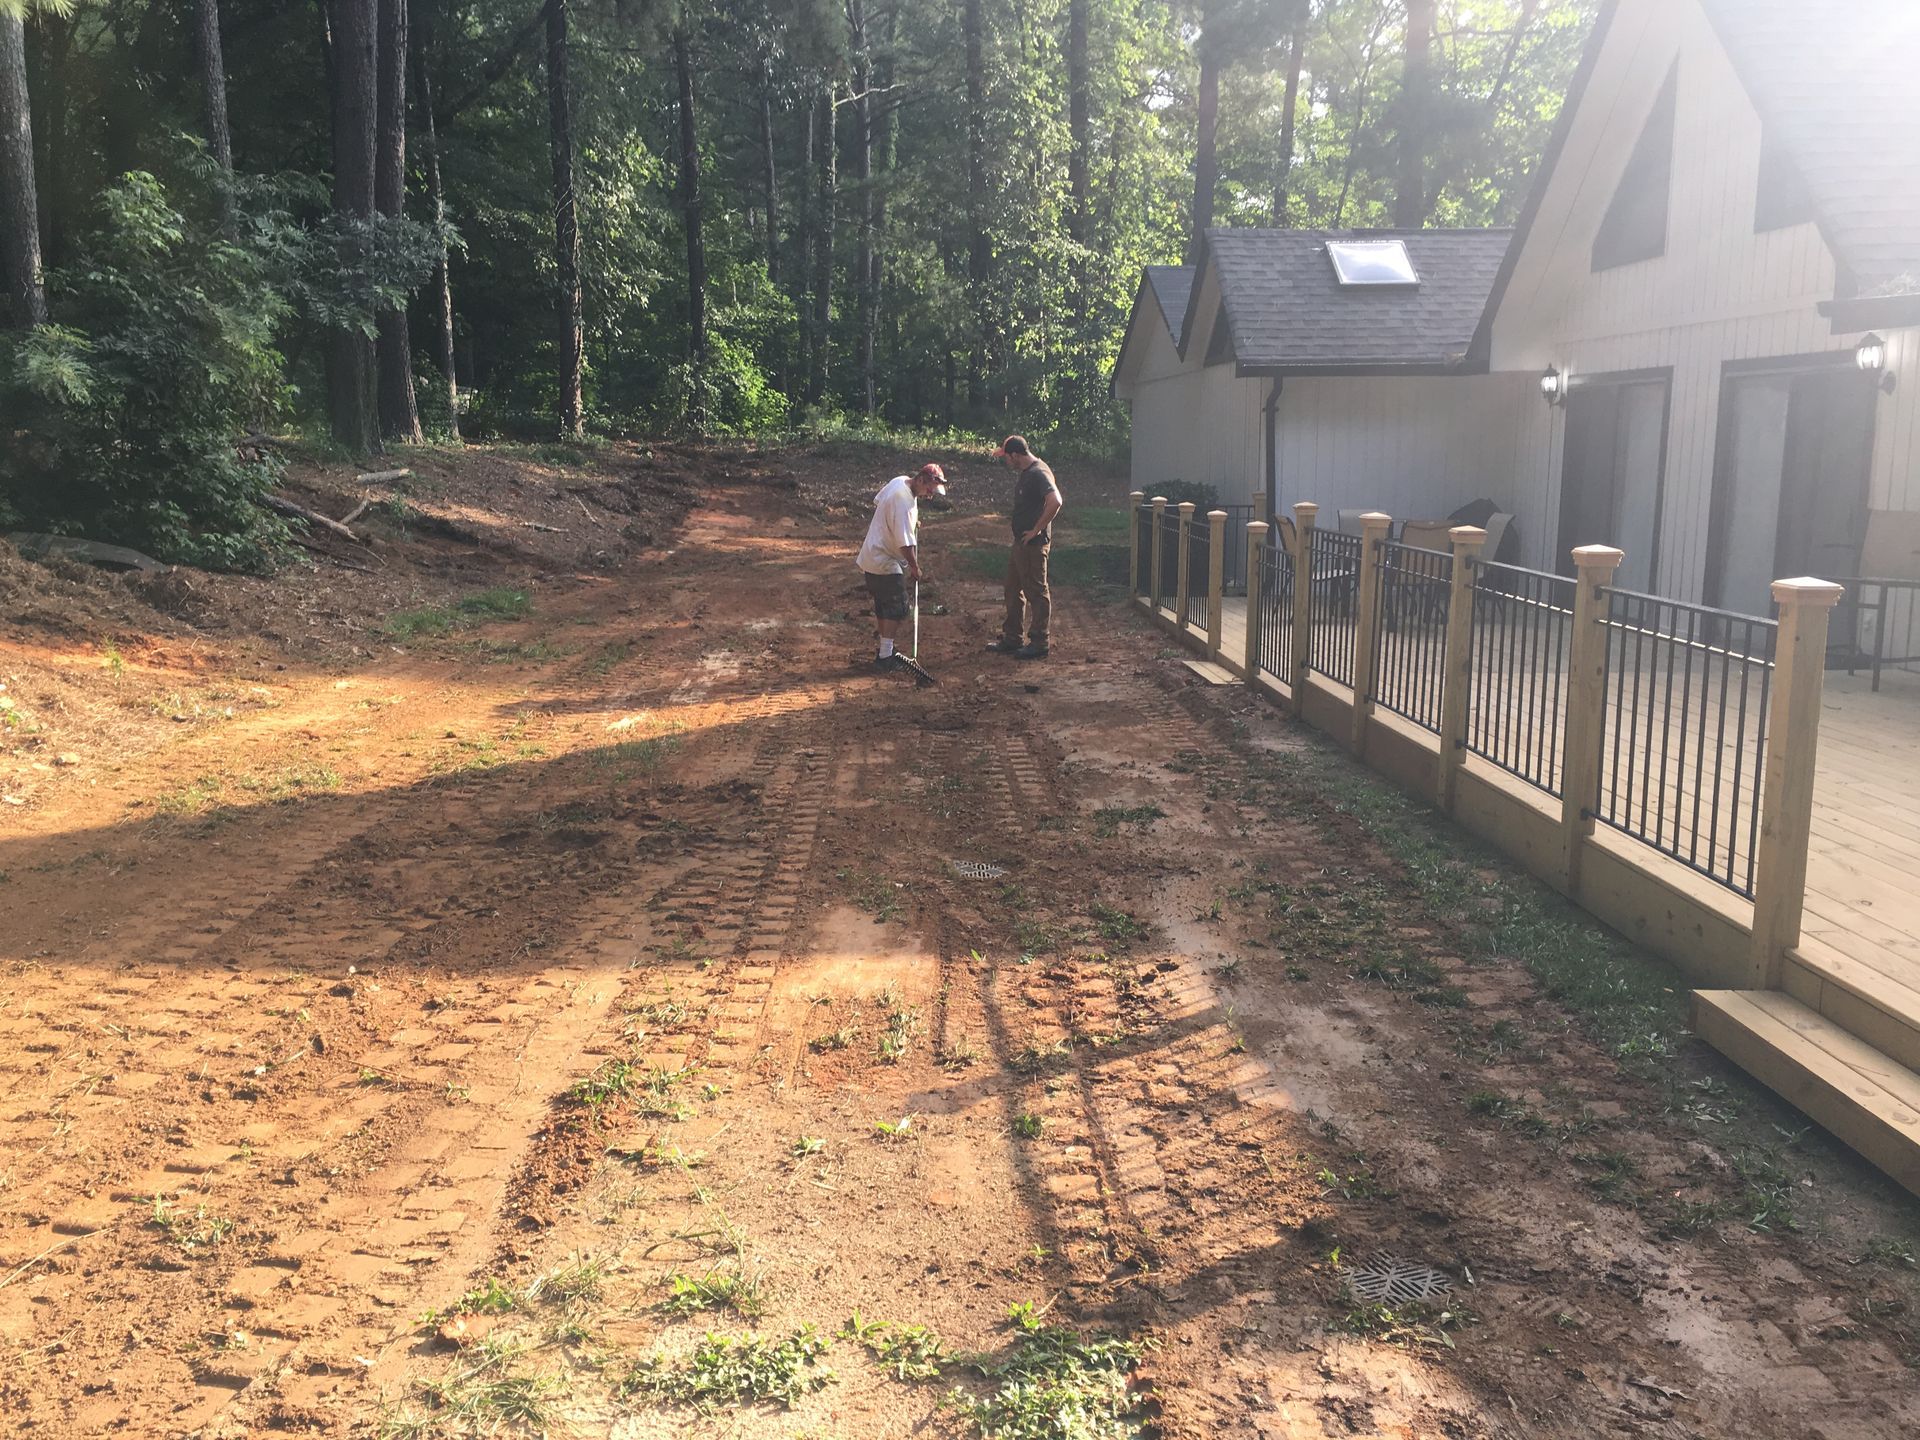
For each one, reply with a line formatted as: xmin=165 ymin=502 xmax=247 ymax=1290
xmin=856 ymin=463 xmax=946 ymax=681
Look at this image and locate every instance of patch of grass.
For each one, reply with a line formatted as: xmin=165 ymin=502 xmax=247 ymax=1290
xmin=422 ymin=1276 xmax=519 ymax=1325
xmin=1335 ymin=1297 xmax=1478 ymax=1350
xmin=1012 ymin=1112 xmax=1046 ymax=1140
xmin=840 ymin=868 xmax=905 ymax=923
xmin=382 ymin=1338 xmax=556 ymax=1439
xmin=661 ymin=1268 xmax=767 ymax=1319
xmin=588 ymin=734 xmax=681 ymax=779
xmin=1090 ymin=803 xmax=1163 ymax=839
xmin=841 ymin=1312 xmax=948 ymax=1381
xmin=237 ymin=765 xmax=341 ymax=801
xmin=1089 ymin=901 xmax=1148 ymax=944
xmin=149 ymin=1196 xmax=233 ymax=1256
xmin=877 ymin=988 xmax=922 ymax=1064
xmin=791 ymin=1135 xmax=826 ymax=1158
xmin=587 ymin=639 xmax=634 ymax=674
xmin=1861 ymin=1236 xmax=1919 ymax=1271
xmin=1315 ymin=1165 xmax=1384 ymax=1201
xmin=945 ymin=1301 xmax=1147 ymax=1439
xmin=623 ymin=1327 xmax=835 ymax=1412
xmin=383 ymin=588 xmax=532 ymax=641
xmin=150 ymin=774 xmax=225 ymax=816
xmin=529 ymin=1253 xmax=612 ymax=1304
xmin=809 ymin=1025 xmax=856 ymax=1053
xmin=570 ymin=1058 xmax=694 ymax=1122
xmin=872 ymin=1115 xmax=916 ymax=1141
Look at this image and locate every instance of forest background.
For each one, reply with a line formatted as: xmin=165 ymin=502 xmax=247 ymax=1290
xmin=0 ymin=0 xmax=1595 ymax=565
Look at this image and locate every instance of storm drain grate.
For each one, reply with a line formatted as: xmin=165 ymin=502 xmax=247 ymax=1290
xmin=1345 ymin=1256 xmax=1453 ymax=1305
xmin=950 ymin=860 xmax=1009 ymax=881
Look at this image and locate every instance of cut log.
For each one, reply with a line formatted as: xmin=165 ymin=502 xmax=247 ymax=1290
xmin=260 ymin=494 xmax=364 ymax=544
xmin=355 ymin=468 xmax=412 ymax=484
xmin=339 ymin=498 xmax=374 ymax=526
xmin=6 ymin=532 xmax=170 ymax=573
xmin=523 ymin=521 xmax=565 ymax=533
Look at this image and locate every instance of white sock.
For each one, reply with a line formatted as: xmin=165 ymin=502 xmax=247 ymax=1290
xmin=878 ymin=639 xmax=895 ymax=658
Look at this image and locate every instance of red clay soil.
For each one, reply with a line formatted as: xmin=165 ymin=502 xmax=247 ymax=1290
xmin=1 ymin=447 xmax=1917 ymax=1438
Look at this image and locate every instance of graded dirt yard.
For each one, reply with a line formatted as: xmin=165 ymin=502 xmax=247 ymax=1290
xmin=2 ymin=447 xmax=1918 ymax=1439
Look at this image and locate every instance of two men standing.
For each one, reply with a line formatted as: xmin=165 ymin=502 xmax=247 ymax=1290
xmin=853 ymin=434 xmax=1061 ymax=672
xmin=986 ymin=435 xmax=1061 ymax=661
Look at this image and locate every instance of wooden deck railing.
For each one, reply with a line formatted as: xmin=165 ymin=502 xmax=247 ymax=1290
xmin=1127 ymin=490 xmax=1846 ymax=989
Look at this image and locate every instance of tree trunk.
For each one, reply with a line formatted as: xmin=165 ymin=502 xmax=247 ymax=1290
xmin=795 ymin=94 xmax=814 ymax=398
xmin=375 ymin=0 xmax=422 ymax=442
xmin=963 ymin=0 xmax=987 ymax=408
xmin=807 ymin=83 xmax=835 ymax=407
xmin=673 ymin=22 xmax=706 ymax=426
xmin=850 ymin=0 xmax=874 ymax=414
xmin=759 ymin=60 xmax=778 ymax=287
xmin=193 ymin=0 xmax=233 ymax=174
xmin=1394 ymin=0 xmax=1434 ymax=228
xmin=326 ymin=0 xmax=379 ymax=453
xmin=867 ymin=13 xmax=895 ymax=420
xmin=413 ymin=0 xmax=459 ymax=438
xmin=1190 ymin=44 xmax=1218 ymax=261
xmin=0 ymin=12 xmax=45 ymax=328
xmin=543 ymin=0 xmax=584 ymax=437
xmin=1066 ymin=0 xmax=1090 ymax=409
xmin=1272 ymin=12 xmax=1304 ymax=225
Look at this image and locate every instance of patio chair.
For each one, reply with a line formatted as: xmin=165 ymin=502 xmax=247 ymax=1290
xmin=1383 ymin=520 xmax=1453 ymax=629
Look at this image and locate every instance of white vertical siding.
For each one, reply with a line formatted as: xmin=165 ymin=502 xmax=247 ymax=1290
xmin=1488 ymin=0 xmax=1917 ymax=603
xmin=1270 ymin=374 xmax=1553 ymax=564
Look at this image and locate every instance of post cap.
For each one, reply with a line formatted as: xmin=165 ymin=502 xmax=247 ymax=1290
xmin=1570 ymin=544 xmax=1625 ymax=571
xmin=1294 ymin=502 xmax=1320 ymax=520
xmin=1359 ymin=511 xmax=1393 ymax=532
xmin=1207 ymin=509 xmax=1228 ymax=520
xmin=1449 ymin=525 xmax=1488 ymax=547
xmin=1770 ymin=576 xmax=1846 ymax=607
xmin=1128 ymin=490 xmax=1146 ymax=500
xmin=1177 ymin=500 xmax=1196 ymax=514
xmin=1150 ymin=495 xmax=1168 ymax=506
xmin=1247 ymin=520 xmax=1270 ymax=535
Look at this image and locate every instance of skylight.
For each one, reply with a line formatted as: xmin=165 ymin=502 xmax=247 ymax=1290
xmin=1327 ymin=239 xmax=1420 ymax=287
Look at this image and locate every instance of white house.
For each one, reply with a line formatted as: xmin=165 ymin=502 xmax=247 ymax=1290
xmin=1114 ymin=0 xmax=1920 ymax=609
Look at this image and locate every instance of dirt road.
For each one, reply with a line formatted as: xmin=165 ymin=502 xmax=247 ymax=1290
xmin=2 ymin=467 xmax=1917 ymax=1438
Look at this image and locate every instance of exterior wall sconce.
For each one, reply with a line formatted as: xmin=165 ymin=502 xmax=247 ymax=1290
xmin=1539 ymin=366 xmax=1567 ymax=405
xmin=1856 ymin=333 xmax=1897 ymax=394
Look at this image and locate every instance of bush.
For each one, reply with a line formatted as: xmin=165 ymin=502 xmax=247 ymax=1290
xmin=0 ymin=170 xmax=287 ymax=568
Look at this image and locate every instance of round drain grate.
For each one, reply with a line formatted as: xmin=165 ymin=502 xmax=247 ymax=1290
xmin=950 ymin=860 xmax=1009 ymax=881
xmin=1346 ymin=1256 xmax=1453 ymax=1306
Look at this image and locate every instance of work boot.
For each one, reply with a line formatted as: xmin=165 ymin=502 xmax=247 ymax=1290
xmin=984 ymin=638 xmax=1022 ymax=655
xmin=1014 ymin=642 xmax=1048 ymax=661
xmin=873 ymin=654 xmax=905 ymax=672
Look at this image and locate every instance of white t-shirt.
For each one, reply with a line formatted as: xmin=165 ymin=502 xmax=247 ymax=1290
xmin=856 ymin=476 xmax=918 ymax=575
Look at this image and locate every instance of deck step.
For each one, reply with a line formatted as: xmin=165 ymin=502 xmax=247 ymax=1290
xmin=1692 ymin=989 xmax=1920 ymax=1197
xmin=1181 ymin=658 xmax=1238 ymax=686
xmin=1782 ymin=938 xmax=1920 ymax=1073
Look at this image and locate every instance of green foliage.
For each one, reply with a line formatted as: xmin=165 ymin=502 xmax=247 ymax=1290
xmin=946 ymin=1303 xmax=1148 ymax=1439
xmin=623 ymin=1327 xmax=835 ymax=1411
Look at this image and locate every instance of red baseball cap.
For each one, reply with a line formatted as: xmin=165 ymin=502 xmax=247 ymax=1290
xmin=916 ymin=463 xmax=948 ymax=494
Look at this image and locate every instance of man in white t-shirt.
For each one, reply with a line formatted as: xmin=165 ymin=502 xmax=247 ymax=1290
xmin=856 ymin=463 xmax=947 ymax=669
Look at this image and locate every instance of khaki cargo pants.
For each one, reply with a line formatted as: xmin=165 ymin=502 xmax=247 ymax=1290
xmin=1001 ymin=538 xmax=1051 ymax=647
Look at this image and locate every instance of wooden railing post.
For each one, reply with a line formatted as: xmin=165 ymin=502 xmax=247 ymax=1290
xmin=1127 ymin=490 xmax=1146 ymax=601
xmin=1560 ymin=545 xmax=1625 ymax=893
xmin=1175 ymin=500 xmax=1196 ymax=632
xmin=1750 ymin=577 xmax=1846 ymax=988
xmin=1242 ymin=521 xmax=1269 ymax=681
xmin=1436 ymin=525 xmax=1487 ymax=809
xmin=1290 ymin=502 xmax=1318 ymax=707
xmin=1349 ymin=512 xmax=1393 ymax=755
xmin=1149 ymin=496 xmax=1168 ymax=613
xmin=1206 ymin=509 xmax=1227 ymax=660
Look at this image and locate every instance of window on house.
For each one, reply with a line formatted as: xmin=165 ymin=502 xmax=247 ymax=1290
xmin=1592 ymin=67 xmax=1677 ymax=272
xmin=1204 ymin=303 xmax=1235 ymax=366
xmin=1754 ymin=128 xmax=1815 ymax=232
xmin=1326 ymin=239 xmax=1420 ymax=286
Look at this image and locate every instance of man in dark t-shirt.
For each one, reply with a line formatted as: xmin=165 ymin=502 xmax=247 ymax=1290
xmin=986 ymin=435 xmax=1063 ymax=660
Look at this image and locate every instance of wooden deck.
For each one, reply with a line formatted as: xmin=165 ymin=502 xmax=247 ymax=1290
xmin=1178 ymin=596 xmax=1920 ymax=1016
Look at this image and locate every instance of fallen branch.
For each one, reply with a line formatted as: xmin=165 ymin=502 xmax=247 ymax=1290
xmin=355 ymin=468 xmax=411 ymax=485
xmin=523 ymin=521 xmax=565 ymax=533
xmin=286 ymin=534 xmax=377 ymax=572
xmin=339 ymin=498 xmax=374 ymax=527
xmin=571 ymin=493 xmax=595 ymax=523
xmin=261 ymin=493 xmax=363 ymax=544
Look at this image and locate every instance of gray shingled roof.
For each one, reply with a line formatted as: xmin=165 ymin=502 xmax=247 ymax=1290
xmin=1194 ymin=229 xmax=1511 ymax=370
xmin=1144 ymin=266 xmax=1194 ymax=338
xmin=1699 ymin=0 xmax=1920 ymax=299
